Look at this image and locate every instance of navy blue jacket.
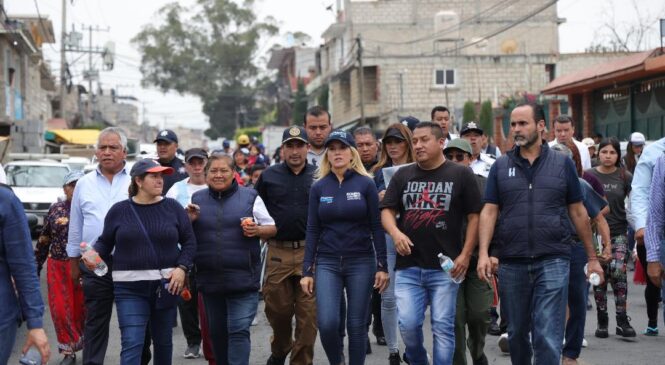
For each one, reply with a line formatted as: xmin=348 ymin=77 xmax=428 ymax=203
xmin=485 ymin=144 xmax=583 ymax=260
xmin=0 ymin=186 xmax=44 ymax=330
xmin=304 ymin=170 xmax=387 ymax=276
xmin=192 ymin=181 xmax=261 ymax=294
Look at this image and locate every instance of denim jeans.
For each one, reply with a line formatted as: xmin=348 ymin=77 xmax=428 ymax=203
xmin=0 ymin=319 xmax=17 ymax=364
xmin=114 ymin=281 xmax=177 ymax=365
xmin=563 ymin=243 xmax=588 ymax=359
xmin=202 ymin=290 xmax=258 ymax=365
xmin=498 ymin=258 xmax=569 ymax=365
xmin=381 ymin=234 xmax=399 ymax=353
xmin=396 ymin=266 xmax=459 ymax=365
xmin=316 ymin=255 xmax=375 ymax=365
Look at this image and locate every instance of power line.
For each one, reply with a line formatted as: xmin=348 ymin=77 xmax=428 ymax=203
xmin=32 ymin=0 xmax=58 ymax=52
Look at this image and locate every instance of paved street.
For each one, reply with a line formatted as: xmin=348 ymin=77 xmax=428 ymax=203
xmin=8 ymin=259 xmax=663 ymax=364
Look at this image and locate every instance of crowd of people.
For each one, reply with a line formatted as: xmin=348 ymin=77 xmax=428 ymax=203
xmin=0 ymin=102 xmax=664 ymax=365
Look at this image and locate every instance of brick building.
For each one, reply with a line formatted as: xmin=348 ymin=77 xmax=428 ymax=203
xmin=310 ymin=0 xmax=630 ymax=131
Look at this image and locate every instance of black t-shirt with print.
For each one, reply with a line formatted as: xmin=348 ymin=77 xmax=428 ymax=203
xmin=380 ymin=161 xmax=482 ymax=270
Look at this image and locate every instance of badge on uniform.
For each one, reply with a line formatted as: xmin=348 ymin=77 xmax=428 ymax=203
xmin=320 ymin=196 xmax=333 ymax=203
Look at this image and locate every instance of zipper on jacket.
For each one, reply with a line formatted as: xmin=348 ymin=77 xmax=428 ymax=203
xmin=528 ymin=177 xmax=534 ymax=259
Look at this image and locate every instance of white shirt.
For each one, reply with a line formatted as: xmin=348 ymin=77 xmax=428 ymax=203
xmin=470 ymin=153 xmax=495 ymax=178
xmin=253 ymin=195 xmax=275 ymax=226
xmin=0 ymin=163 xmax=6 ymax=184
xmin=549 ymin=139 xmax=591 ymax=170
xmin=165 ymin=179 xmax=208 ymax=207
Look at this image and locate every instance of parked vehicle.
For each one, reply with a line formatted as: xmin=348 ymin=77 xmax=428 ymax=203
xmin=4 ymin=160 xmax=71 ymax=234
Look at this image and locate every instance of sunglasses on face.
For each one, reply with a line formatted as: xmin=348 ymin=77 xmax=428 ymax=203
xmin=445 ymin=152 xmax=467 ymax=162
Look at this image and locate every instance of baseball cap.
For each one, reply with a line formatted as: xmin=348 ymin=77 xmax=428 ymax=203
xmin=282 ymin=126 xmax=308 ymax=144
xmin=443 ymin=138 xmax=473 ymax=156
xmin=237 ymin=134 xmax=250 ymax=146
xmin=400 ymin=116 xmax=420 ymax=131
xmin=63 ymin=170 xmax=85 ymax=186
xmin=460 ymin=122 xmax=483 ymax=136
xmin=581 ymin=138 xmax=595 ymax=147
xmin=222 ymin=140 xmax=230 ymax=148
xmin=630 ymin=132 xmax=646 ymax=146
xmin=130 ymin=159 xmax=175 ymax=177
xmin=185 ymin=148 xmax=208 ymax=162
xmin=154 ymin=129 xmax=178 ymax=143
xmin=324 ymin=129 xmax=356 ymax=148
xmin=383 ymin=127 xmax=407 ymax=142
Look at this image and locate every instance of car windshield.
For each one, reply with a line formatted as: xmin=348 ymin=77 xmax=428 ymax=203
xmin=5 ymin=165 xmax=70 ymax=187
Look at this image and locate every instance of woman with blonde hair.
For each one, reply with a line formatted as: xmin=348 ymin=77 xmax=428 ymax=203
xmin=371 ymin=123 xmax=414 ymax=363
xmin=301 ymin=130 xmax=389 ymax=365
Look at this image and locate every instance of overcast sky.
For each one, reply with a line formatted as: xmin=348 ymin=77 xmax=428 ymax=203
xmin=7 ymin=0 xmax=665 ymax=132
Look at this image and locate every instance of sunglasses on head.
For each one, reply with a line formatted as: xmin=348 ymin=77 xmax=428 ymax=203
xmin=445 ymin=152 xmax=467 ymax=162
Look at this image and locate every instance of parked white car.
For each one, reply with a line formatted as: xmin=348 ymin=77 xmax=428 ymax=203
xmin=4 ymin=160 xmax=71 ymax=233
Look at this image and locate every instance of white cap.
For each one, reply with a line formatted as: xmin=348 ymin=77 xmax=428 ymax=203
xmin=581 ymin=138 xmax=595 ymax=147
xmin=630 ymin=132 xmax=646 ymax=145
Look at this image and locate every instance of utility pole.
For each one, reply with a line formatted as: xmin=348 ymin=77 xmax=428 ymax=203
xmin=80 ymin=25 xmax=109 ymax=99
xmin=356 ymin=35 xmax=365 ymax=125
xmin=59 ymin=0 xmax=67 ymax=123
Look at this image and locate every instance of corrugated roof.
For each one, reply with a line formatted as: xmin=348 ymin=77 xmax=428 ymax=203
xmin=543 ymin=50 xmax=656 ymax=94
xmin=45 ymin=129 xmax=100 ymax=145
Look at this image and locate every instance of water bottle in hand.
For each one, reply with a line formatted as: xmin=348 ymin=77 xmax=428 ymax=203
xmin=80 ymin=242 xmax=108 ymax=276
xmin=437 ymin=253 xmax=464 ymax=284
xmin=19 ymin=347 xmax=41 ymax=365
xmin=584 ymin=263 xmax=601 ymax=286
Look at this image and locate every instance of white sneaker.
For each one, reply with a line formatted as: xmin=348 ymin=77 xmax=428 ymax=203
xmin=498 ymin=333 xmax=510 ymax=353
xmin=582 ymin=338 xmax=588 ymax=348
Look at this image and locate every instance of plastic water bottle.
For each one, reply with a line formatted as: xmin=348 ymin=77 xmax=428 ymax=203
xmin=80 ymin=242 xmax=108 ymax=276
xmin=437 ymin=253 xmax=464 ymax=284
xmin=584 ymin=263 xmax=601 ymax=286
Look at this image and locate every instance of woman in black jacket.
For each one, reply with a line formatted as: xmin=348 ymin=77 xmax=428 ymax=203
xmin=190 ymin=153 xmax=276 ymax=365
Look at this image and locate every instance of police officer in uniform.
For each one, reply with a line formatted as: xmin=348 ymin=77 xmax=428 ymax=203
xmin=154 ymin=129 xmax=188 ymax=194
xmin=255 ymin=126 xmax=318 ymax=365
xmin=460 ymin=122 xmax=495 ymax=178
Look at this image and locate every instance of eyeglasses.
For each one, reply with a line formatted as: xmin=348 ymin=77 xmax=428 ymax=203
xmin=445 ymin=152 xmax=466 ymax=162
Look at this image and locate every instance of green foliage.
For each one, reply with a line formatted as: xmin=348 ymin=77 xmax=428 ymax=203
xmin=479 ymin=100 xmax=493 ymax=135
xmin=292 ymin=79 xmax=308 ymax=125
xmin=463 ymin=101 xmax=477 ymax=123
xmin=131 ymin=0 xmax=278 ymax=140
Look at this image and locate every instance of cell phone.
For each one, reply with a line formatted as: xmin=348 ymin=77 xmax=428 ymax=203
xmin=19 ymin=347 xmax=40 ymax=365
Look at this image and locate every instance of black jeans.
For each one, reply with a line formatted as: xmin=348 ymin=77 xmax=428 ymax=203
xmin=637 ymin=244 xmax=660 ymax=326
xmin=178 ymin=272 xmax=202 ymax=346
xmin=80 ymin=262 xmax=152 ymax=365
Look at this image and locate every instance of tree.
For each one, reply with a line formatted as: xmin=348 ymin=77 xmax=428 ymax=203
xmin=479 ymin=100 xmax=493 ymax=135
xmin=132 ymin=0 xmax=278 ymax=139
xmin=586 ymin=0 xmax=665 ymax=52
xmin=292 ymin=79 xmax=307 ymax=125
xmin=463 ymin=101 xmax=477 ymax=123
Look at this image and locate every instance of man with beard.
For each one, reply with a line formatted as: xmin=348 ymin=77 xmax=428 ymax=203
xmin=476 ymin=103 xmax=604 ymax=364
xmin=304 ymin=106 xmax=332 ymax=167
xmin=256 ymin=126 xmax=317 ymax=365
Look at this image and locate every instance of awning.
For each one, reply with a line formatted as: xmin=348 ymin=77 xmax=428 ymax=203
xmin=44 ymin=129 xmax=100 ymax=145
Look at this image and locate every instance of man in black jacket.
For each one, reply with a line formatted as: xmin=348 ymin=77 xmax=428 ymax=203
xmin=256 ymin=126 xmax=317 ymax=365
xmin=476 ymin=103 xmax=603 ymax=365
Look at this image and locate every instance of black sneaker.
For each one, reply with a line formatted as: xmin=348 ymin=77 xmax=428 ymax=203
xmin=616 ymin=314 xmax=636 ymax=338
xmin=184 ymin=344 xmax=200 ymax=359
xmin=389 ymin=352 xmax=402 ymax=365
xmin=488 ymin=320 xmax=501 ymax=336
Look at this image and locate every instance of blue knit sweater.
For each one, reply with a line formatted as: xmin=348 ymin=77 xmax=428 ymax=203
xmin=95 ymin=198 xmax=196 ymax=272
xmin=304 ymin=169 xmax=387 ymax=276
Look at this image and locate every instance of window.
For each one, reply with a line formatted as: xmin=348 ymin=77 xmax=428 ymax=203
xmin=434 ymin=69 xmax=456 ymax=87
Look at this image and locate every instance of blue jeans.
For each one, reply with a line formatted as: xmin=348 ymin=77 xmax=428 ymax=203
xmin=0 ymin=319 xmax=18 ymax=364
xmin=381 ymin=234 xmax=399 ymax=353
xmin=396 ymin=266 xmax=459 ymax=365
xmin=114 ymin=281 xmax=177 ymax=365
xmin=563 ymin=243 xmax=588 ymax=359
xmin=202 ymin=290 xmax=258 ymax=365
xmin=316 ymin=255 xmax=375 ymax=365
xmin=499 ymin=258 xmax=569 ymax=365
